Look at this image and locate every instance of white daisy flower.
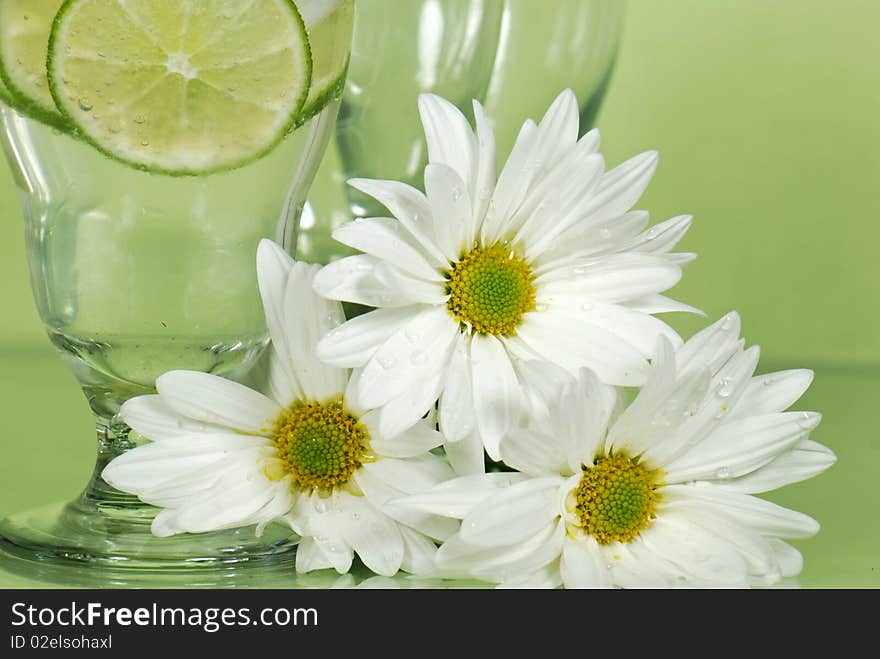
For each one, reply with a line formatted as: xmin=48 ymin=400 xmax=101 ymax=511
xmin=102 ymin=240 xmax=457 ymax=577
xmin=389 ymin=313 xmax=836 ymax=588
xmin=313 ymin=88 xmax=699 ymax=465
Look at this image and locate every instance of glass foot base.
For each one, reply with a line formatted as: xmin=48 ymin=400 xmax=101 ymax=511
xmin=0 ymin=499 xmax=297 ymax=571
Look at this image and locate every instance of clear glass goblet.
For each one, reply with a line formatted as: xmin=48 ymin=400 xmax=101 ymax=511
xmin=298 ymin=0 xmax=625 ymax=264
xmin=0 ymin=1 xmax=354 ymax=570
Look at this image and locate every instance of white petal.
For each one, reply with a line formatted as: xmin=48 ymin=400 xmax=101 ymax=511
xmin=470 ymin=334 xmax=523 ymax=460
xmin=312 ymin=254 xmax=415 ymax=307
xmin=675 ymin=311 xmax=743 ymax=376
xmin=560 ymin=536 xmax=614 ymax=589
xmin=471 ymin=519 xmax=565 ymax=583
xmin=317 ymin=306 xmax=420 ymax=368
xmin=480 ymin=119 xmax=538 ymax=243
xmin=713 ymin=439 xmax=836 ymax=493
xmin=159 ymin=474 xmax=282 ymax=535
xmin=295 ymin=537 xmax=335 ymax=573
xmin=363 ymin=454 xmax=455 ymax=494
xmin=514 ymin=149 xmax=605 ymax=258
xmin=331 ymin=218 xmax=445 ymax=281
xmin=729 ymin=370 xmax=814 ymax=419
xmin=500 ymin=428 xmax=568 ymax=477
xmin=436 ymin=519 xmax=563 ymax=583
xmin=639 ymin=511 xmax=749 ymax=586
xmin=767 ymin=538 xmax=803 ymax=577
xmin=443 ymin=430 xmax=485 ymax=477
xmin=389 ymin=472 xmax=527 ymax=519
xmin=357 ymin=306 xmax=457 ymax=409
xmin=295 ymin=494 xmax=355 ymax=574
xmin=339 ymin=496 xmax=404 ymax=577
xmin=120 ymin=394 xmax=233 ymax=441
xmin=256 ymin=239 xmax=295 ymax=368
xmin=549 ymin=301 xmax=683 ymax=355
xmin=156 ymin=370 xmax=281 ymax=434
xmin=557 ymin=368 xmax=617 ymax=470
xmin=513 ymin=153 xmax=605 ymax=261
xmin=581 ymin=151 xmax=658 ymax=225
xmin=102 ymin=436 xmax=263 ymax=495
xmin=265 ymin=344 xmax=303 ymax=405
xmin=497 ymin=561 xmax=563 ymax=589
xmin=629 ymin=214 xmax=693 ymax=254
xmin=355 ymin=465 xmax=459 ymax=541
xmin=373 ymin=371 xmax=446 ymax=440
xmin=663 ymin=496 xmax=779 ymax=578
xmin=537 ymin=253 xmax=682 ymax=303
xmin=283 ymin=262 xmax=348 ymax=401
xmin=513 ymin=359 xmax=574 ymax=431
xmin=438 ymin=334 xmax=476 ymax=442
xmin=663 ymin=412 xmax=822 ymax=483
xmin=373 ymin=262 xmax=448 ymax=305
xmin=366 ymin=416 xmax=445 ymax=458
xmin=535 ymin=89 xmax=580 ymax=160
xmin=666 ymin=485 xmax=820 ymax=539
xmin=459 ymin=477 xmax=561 ymax=547
xmin=424 ymin=163 xmax=473 ymax=260
xmin=399 ymin=525 xmax=438 ymax=576
xmin=623 ymin=293 xmax=705 ymax=316
xmin=347 ymin=178 xmax=447 ymax=266
xmin=471 ymin=99 xmax=496 ymax=231
xmin=515 ymin=311 xmax=648 ymax=386
xmin=418 ymin=94 xmax=477 ymax=198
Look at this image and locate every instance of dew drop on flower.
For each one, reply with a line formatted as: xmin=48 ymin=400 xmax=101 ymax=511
xmin=78 ymin=98 xmax=93 ymax=111
xmin=644 ymin=227 xmax=658 ymax=240
xmin=378 ymin=356 xmax=397 ymax=369
xmin=716 ymin=467 xmax=731 ymax=479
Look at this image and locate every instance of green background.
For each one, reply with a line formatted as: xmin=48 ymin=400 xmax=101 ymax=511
xmin=1 ymin=0 xmax=878 ymax=587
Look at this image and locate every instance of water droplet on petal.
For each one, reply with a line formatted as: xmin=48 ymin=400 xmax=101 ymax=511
xmin=798 ymin=412 xmax=816 ymax=429
xmin=644 ymin=228 xmax=658 ymax=240
xmin=378 ymin=356 xmax=397 ymax=369
xmin=451 ymin=187 xmax=462 ymax=202
xmin=573 ymin=266 xmax=588 ymax=275
xmin=133 ymin=114 xmax=146 ymax=124
xmin=715 ymin=467 xmax=731 ymax=479
xmin=581 ymin=302 xmax=594 ymax=312
xmin=78 ymin=98 xmax=93 ymax=111
xmin=599 ymin=228 xmax=612 ymax=239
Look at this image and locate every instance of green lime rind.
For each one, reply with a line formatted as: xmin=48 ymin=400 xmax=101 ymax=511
xmin=295 ymin=57 xmax=349 ymax=129
xmin=0 ymin=77 xmax=14 ymax=106
xmin=46 ymin=0 xmax=313 ymax=177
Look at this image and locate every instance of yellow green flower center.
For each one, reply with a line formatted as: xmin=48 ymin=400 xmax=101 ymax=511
xmin=574 ymin=453 xmax=661 ymax=544
xmin=271 ymin=399 xmax=372 ymax=494
xmin=446 ymin=243 xmax=537 ymax=336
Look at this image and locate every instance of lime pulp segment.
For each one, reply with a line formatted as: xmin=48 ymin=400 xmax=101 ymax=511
xmin=47 ymin=0 xmax=314 ymax=175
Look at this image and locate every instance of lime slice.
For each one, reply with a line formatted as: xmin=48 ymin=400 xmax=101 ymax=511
xmin=47 ymin=0 xmax=313 ymax=175
xmin=0 ymin=0 xmax=68 ymax=128
xmin=298 ymin=0 xmax=354 ymax=118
